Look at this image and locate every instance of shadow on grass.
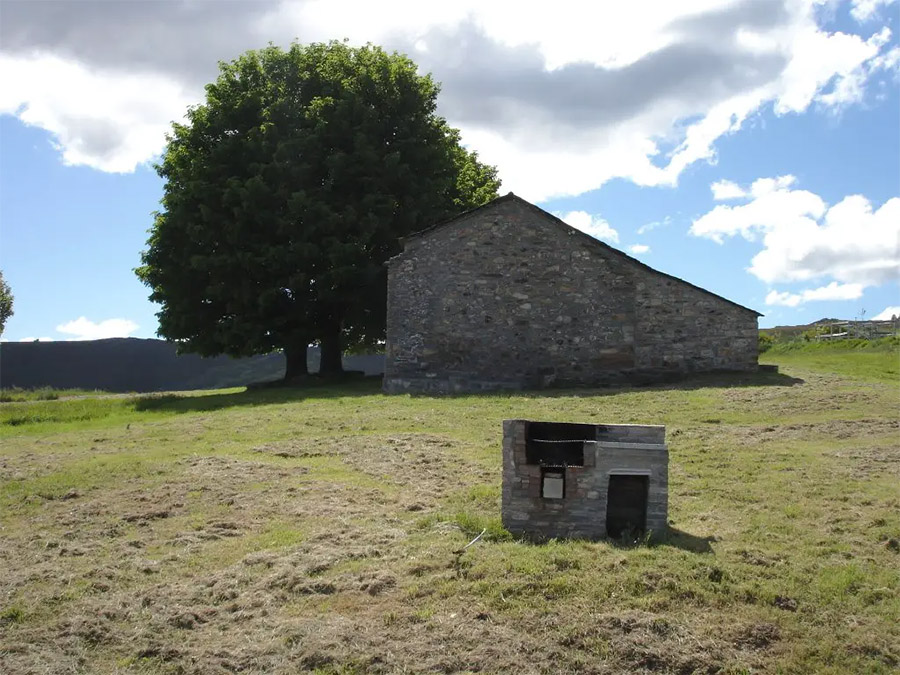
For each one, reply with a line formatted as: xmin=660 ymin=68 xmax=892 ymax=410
xmin=585 ymin=528 xmax=715 ymax=554
xmin=134 ymin=369 xmax=803 ymax=414
xmin=656 ymin=527 xmax=716 ymax=554
xmin=408 ymin=369 xmax=805 ymax=400
xmin=507 ymin=527 xmax=716 ymax=554
xmin=134 ymin=376 xmax=384 ymax=414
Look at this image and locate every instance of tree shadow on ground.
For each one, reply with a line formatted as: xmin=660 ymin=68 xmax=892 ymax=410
xmin=133 ymin=369 xmax=803 ymax=414
xmin=134 ymin=376 xmax=384 ymax=414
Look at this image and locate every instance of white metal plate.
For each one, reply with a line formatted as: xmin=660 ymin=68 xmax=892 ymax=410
xmin=542 ymin=474 xmax=564 ymax=499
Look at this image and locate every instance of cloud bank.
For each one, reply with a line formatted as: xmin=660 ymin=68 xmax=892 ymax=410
xmin=872 ymin=305 xmax=900 ymax=320
xmin=1 ymin=0 xmax=898 ymax=199
xmin=692 ymin=175 xmax=900 ymax=306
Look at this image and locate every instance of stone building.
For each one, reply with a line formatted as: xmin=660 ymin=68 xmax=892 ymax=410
xmin=384 ymin=193 xmax=760 ymax=393
xmin=501 ymin=420 xmax=668 ymax=540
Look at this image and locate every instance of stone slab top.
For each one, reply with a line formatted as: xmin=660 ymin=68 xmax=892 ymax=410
xmin=504 ymin=419 xmax=666 ymax=445
xmin=503 ymin=419 xmax=665 ymax=430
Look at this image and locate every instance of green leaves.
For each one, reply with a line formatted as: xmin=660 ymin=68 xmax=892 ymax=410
xmin=139 ymin=41 xmax=500 ymax=370
xmin=0 ymin=270 xmax=13 ymax=336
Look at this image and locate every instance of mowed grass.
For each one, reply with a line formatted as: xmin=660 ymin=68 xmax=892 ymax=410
xmin=0 ymin=386 xmax=110 ymax=403
xmin=761 ymin=336 xmax=900 ymax=383
xmin=1 ymin=346 xmax=898 ymax=674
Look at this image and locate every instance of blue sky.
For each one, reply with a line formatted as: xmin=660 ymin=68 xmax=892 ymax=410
xmin=1 ymin=0 xmax=898 ymax=342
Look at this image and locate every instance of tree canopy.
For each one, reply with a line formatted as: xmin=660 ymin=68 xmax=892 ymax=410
xmin=137 ymin=42 xmax=499 ymax=378
xmin=0 ymin=270 xmax=13 ymax=336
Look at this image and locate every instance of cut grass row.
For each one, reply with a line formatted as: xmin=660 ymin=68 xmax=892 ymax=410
xmin=761 ymin=336 xmax=899 ymax=382
xmin=0 ymin=386 xmax=109 ymax=402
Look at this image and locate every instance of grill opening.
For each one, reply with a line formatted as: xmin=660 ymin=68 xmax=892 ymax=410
xmin=606 ymin=474 xmax=649 ymax=538
xmin=525 ymin=421 xmax=594 ymax=466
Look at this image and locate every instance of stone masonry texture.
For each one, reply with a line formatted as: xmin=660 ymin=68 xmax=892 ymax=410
xmin=501 ymin=420 xmax=669 ymax=540
xmin=384 ymin=193 xmax=759 ymax=393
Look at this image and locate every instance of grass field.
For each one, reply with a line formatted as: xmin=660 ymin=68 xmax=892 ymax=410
xmin=762 ymin=337 xmax=899 ymax=383
xmin=0 ymin=386 xmax=109 ymax=403
xmin=1 ymin=345 xmax=898 ymax=674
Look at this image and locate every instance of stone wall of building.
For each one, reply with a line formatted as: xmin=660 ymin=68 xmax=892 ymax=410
xmin=384 ymin=196 xmax=758 ymax=393
xmin=634 ymin=275 xmax=760 ymax=374
xmin=501 ymin=420 xmax=668 ymax=540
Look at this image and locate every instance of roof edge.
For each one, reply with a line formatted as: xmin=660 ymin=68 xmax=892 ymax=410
xmin=399 ymin=192 xmax=520 ymax=248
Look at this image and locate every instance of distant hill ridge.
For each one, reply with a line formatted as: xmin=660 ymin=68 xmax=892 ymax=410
xmin=0 ymin=338 xmax=384 ymax=392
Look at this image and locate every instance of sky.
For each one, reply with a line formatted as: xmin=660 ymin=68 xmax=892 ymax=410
xmin=0 ymin=0 xmax=898 ymax=342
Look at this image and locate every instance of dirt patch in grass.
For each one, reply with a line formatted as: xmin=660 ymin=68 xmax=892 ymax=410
xmin=732 ymin=621 xmax=781 ymax=650
xmin=253 ymin=433 xmax=486 ymax=510
xmin=687 ymin=417 xmax=899 ymax=450
xmin=735 ymin=418 xmax=899 ymax=442
xmin=825 ymin=444 xmax=900 ymax=477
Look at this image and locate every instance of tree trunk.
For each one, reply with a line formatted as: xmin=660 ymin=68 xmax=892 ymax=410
xmin=283 ymin=343 xmax=309 ymax=381
xmin=319 ymin=322 xmax=344 ymax=376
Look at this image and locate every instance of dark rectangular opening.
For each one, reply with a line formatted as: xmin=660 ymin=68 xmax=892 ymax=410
xmin=525 ymin=421 xmax=594 ymax=466
xmin=606 ymin=475 xmax=648 ymax=538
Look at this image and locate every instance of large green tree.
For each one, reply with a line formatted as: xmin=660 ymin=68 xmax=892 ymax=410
xmin=137 ymin=42 xmax=498 ymax=378
xmin=0 ymin=270 xmax=13 ymax=336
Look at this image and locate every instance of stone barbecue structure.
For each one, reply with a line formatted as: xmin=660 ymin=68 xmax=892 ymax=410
xmin=502 ymin=420 xmax=668 ymax=540
xmin=384 ymin=193 xmax=760 ymax=393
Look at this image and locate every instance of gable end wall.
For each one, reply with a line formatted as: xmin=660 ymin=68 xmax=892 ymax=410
xmin=384 ymin=200 xmax=757 ymax=393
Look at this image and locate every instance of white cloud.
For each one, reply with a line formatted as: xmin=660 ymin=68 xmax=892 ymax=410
xmin=690 ymin=176 xmax=900 ymax=287
xmin=691 ymin=178 xmax=823 ymax=244
xmin=773 ymin=24 xmax=894 ymax=115
xmin=637 ymin=216 xmax=671 ymax=235
xmin=814 ymin=27 xmax=897 ymax=109
xmin=749 ymin=175 xmax=797 ymax=196
xmin=0 ymin=2 xmax=898 ymax=198
xmin=751 ymin=195 xmax=900 ymax=285
xmin=56 ymin=317 xmax=139 ymax=340
xmin=629 ymin=244 xmax=651 ymax=254
xmin=850 ymin=0 xmax=898 ymax=22
xmin=765 ymin=282 xmax=865 ymax=307
xmin=559 ymin=210 xmax=619 ymax=243
xmin=710 ymin=179 xmax=747 ymax=201
xmin=0 ymin=54 xmax=192 ymax=172
xmin=872 ymin=305 xmax=900 ymax=320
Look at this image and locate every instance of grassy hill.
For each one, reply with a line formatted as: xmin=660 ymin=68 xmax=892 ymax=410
xmin=1 ymin=343 xmax=898 ymax=673
xmin=762 ymin=336 xmax=899 ymax=383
